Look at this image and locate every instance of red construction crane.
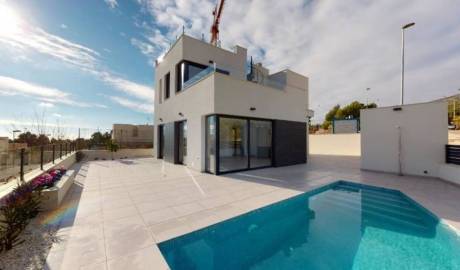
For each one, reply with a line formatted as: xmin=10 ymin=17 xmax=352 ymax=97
xmin=210 ymin=0 xmax=225 ymax=46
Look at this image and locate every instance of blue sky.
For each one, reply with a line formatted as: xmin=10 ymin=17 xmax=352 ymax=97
xmin=1 ymin=0 xmax=460 ymax=138
xmin=0 ymin=0 xmax=155 ymax=138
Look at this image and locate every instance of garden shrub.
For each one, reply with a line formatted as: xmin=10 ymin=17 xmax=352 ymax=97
xmin=0 ymin=182 xmax=41 ymax=251
xmin=76 ymin=151 xmax=85 ymax=162
xmin=0 ymin=167 xmax=66 ymax=251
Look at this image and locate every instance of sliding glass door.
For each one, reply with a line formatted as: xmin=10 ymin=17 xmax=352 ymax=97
xmin=249 ymin=120 xmax=272 ymax=168
xmin=219 ymin=117 xmax=248 ymax=173
xmin=206 ymin=115 xmax=272 ymax=174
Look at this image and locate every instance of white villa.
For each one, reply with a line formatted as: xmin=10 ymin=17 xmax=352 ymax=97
xmin=154 ymin=35 xmax=311 ymax=174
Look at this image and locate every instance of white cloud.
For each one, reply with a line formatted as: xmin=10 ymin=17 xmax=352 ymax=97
xmin=0 ymin=75 xmax=107 ymax=108
xmin=0 ymin=24 xmax=100 ymax=71
xmin=0 ymin=75 xmax=68 ymax=98
xmin=100 ymin=73 xmax=155 ymax=102
xmin=110 ymin=96 xmax=153 ymax=114
xmin=60 ymin=24 xmax=68 ymax=29
xmin=38 ymin=102 xmax=54 ymax=108
xmin=0 ymin=5 xmax=153 ymax=113
xmin=136 ymin=0 xmax=460 ymax=122
xmin=104 ymin=0 xmax=118 ymax=9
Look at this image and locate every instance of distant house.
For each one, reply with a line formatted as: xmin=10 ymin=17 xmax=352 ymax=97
xmin=0 ymin=137 xmax=7 ymax=152
xmin=112 ymin=124 xmax=154 ymax=148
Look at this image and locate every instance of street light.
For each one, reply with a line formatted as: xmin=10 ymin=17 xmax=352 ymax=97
xmin=401 ymin=22 xmax=415 ymax=105
xmin=366 ymin=87 xmax=371 ymax=107
xmin=12 ymin=129 xmax=21 ymax=168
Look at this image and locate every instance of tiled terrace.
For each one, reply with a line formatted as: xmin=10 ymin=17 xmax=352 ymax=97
xmin=44 ymin=156 xmax=460 ymax=270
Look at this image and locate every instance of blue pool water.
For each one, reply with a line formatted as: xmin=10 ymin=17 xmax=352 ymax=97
xmin=159 ymin=181 xmax=460 ymax=270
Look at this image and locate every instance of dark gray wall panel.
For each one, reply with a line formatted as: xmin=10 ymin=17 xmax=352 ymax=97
xmin=163 ymin=122 xmax=176 ymax=163
xmin=273 ymin=120 xmax=307 ymax=167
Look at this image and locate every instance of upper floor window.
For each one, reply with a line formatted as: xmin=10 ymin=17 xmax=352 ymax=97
xmin=175 ymin=60 xmax=230 ymax=92
xmin=132 ymin=127 xmax=138 ymax=137
xmin=158 ymin=78 xmax=163 ymax=103
xmin=176 ymin=61 xmax=207 ymax=92
xmin=164 ymin=72 xmax=170 ymax=99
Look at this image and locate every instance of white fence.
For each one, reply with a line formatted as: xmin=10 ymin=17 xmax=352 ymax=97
xmin=309 ymin=134 xmax=361 ymax=156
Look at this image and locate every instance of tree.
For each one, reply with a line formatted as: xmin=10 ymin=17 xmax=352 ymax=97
xmin=89 ymin=132 xmax=111 ymax=146
xmin=15 ymin=132 xmax=38 ymax=146
xmin=322 ymin=105 xmax=340 ymax=129
xmin=321 ymin=101 xmax=378 ymax=129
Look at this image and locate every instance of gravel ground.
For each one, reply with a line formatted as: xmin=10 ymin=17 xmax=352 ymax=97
xmin=0 ymin=216 xmax=60 ymax=270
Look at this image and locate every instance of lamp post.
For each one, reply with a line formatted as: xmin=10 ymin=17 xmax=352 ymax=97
xmin=12 ymin=129 xmax=21 ymax=167
xmin=401 ymin=22 xmax=415 ymax=105
xmin=366 ymin=87 xmax=371 ymax=107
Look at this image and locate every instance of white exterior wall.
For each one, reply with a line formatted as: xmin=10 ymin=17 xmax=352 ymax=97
xmin=154 ymin=75 xmax=215 ymax=171
xmin=361 ymin=101 xmax=448 ymax=177
xmin=213 ymin=73 xmax=308 ymax=122
xmin=309 ymin=134 xmax=361 ymax=156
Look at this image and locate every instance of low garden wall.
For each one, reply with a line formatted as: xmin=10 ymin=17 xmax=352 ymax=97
xmin=80 ymin=148 xmax=153 ymax=160
xmin=40 ymin=169 xmax=76 ymax=211
xmin=309 ymin=134 xmax=361 ymax=156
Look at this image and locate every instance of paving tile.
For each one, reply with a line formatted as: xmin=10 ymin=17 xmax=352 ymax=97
xmin=80 ymin=261 xmax=107 ymax=270
xmin=149 ymin=218 xmax=193 ymax=242
xmin=102 ymin=205 xmax=139 ymax=221
xmin=105 ymin=225 xmax=155 ymax=259
xmin=43 ymin=157 xmax=460 ymax=269
xmin=107 ymin=245 xmax=169 ymax=270
xmin=171 ymin=202 xmax=205 ymax=217
xmin=141 ymin=208 xmax=179 ymax=226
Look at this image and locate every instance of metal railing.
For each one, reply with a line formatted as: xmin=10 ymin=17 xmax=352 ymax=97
xmin=182 ymin=66 xmax=215 ymax=90
xmin=446 ymin=144 xmax=460 ymax=165
xmin=0 ymin=143 xmax=77 ymax=184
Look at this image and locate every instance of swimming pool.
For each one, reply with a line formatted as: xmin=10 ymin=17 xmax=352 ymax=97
xmin=159 ymin=181 xmax=460 ymax=270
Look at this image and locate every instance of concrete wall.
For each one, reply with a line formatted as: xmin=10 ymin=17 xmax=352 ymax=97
xmin=309 ymin=134 xmax=361 ymax=156
xmin=112 ymin=124 xmax=153 ymax=144
xmin=0 ymin=137 xmax=8 ymax=152
xmin=361 ymin=101 xmax=448 ymax=177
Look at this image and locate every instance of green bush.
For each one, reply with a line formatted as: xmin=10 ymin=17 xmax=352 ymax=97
xmin=76 ymin=151 xmax=85 ymax=162
xmin=0 ymin=182 xmax=42 ymax=252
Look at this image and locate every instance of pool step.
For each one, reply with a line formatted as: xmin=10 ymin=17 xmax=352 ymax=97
xmin=327 ymin=189 xmax=419 ymax=216
xmin=316 ymin=193 xmax=432 ymax=232
xmin=322 ymin=193 xmax=425 ymax=224
xmin=334 ymin=184 xmax=412 ymax=206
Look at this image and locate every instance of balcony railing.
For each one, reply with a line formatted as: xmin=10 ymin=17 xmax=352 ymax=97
xmin=446 ymin=144 xmax=460 ymax=165
xmin=182 ymin=66 xmax=215 ymax=90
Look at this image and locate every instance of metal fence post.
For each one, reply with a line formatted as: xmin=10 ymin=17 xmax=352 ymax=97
xmin=60 ymin=144 xmax=62 ymax=159
xmin=40 ymin=145 xmax=44 ymax=170
xmin=20 ymin=148 xmax=25 ymax=182
xmin=52 ymin=144 xmax=55 ymax=164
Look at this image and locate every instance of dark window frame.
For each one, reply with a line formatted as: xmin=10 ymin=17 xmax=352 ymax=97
xmin=176 ymin=60 xmax=230 ymax=92
xmin=164 ymin=72 xmax=170 ymax=99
